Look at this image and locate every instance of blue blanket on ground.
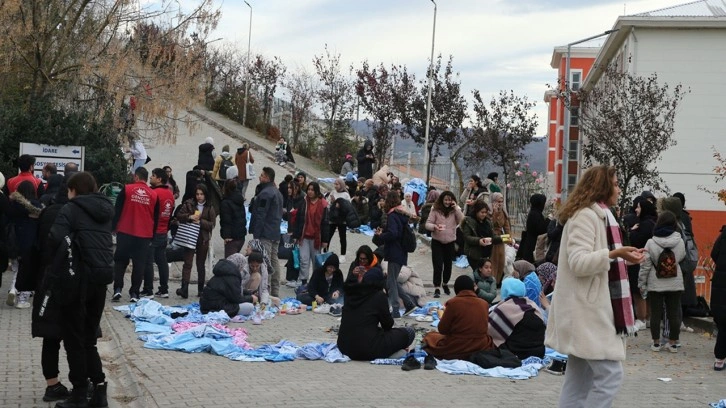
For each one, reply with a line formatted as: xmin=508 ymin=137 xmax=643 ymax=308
xmin=114 ymin=299 xmax=348 ymax=363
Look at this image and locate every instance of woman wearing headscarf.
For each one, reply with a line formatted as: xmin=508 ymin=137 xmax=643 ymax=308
xmin=490 ymin=192 xmax=512 ymax=284
xmin=199 ymin=257 xmax=255 ymax=318
xmin=518 ymin=193 xmax=549 ymax=264
xmin=488 ymin=278 xmax=546 ymax=359
xmin=422 ymin=275 xmax=495 ymax=360
xmin=197 ymin=137 xmax=215 ymax=171
xmin=536 ymin=262 xmax=558 ymax=296
xmin=337 ymin=267 xmax=414 ymax=361
xmin=545 ymin=165 xmax=644 ymax=407
xmin=513 ymin=260 xmax=542 ymax=308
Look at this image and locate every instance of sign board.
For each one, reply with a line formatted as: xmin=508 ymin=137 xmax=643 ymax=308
xmin=19 ymin=142 xmax=85 ymax=178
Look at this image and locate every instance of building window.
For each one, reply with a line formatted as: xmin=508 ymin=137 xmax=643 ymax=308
xmin=568 ymin=140 xmax=578 ymax=161
xmin=570 ymin=106 xmax=579 ymax=127
xmin=570 ymin=71 xmax=582 ymax=91
xmin=567 ymin=175 xmax=577 ymax=192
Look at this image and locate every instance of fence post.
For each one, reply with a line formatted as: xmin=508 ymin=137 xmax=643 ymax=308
xmin=406 ymin=152 xmax=412 ymax=180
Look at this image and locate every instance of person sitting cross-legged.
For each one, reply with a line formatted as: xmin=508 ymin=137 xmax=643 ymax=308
xmin=488 ymin=277 xmax=546 ymax=359
xmin=422 ymin=275 xmax=495 ymax=360
xmin=337 ymin=268 xmax=414 ymax=361
xmin=200 ymin=259 xmax=257 ymax=318
xmin=297 ymin=253 xmax=344 ymax=306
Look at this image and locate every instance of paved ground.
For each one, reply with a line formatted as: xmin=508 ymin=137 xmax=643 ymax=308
xmin=1 ymin=107 xmax=724 ymax=407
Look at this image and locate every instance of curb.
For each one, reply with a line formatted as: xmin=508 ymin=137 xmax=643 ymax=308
xmin=100 ymin=305 xmax=160 ymax=408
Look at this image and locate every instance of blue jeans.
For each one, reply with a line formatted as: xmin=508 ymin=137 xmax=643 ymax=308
xmin=387 ymin=262 xmax=402 ymax=311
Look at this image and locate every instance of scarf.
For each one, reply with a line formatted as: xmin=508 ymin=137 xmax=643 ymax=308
xmin=488 ymin=297 xmax=543 ymax=347
xmin=598 ymin=202 xmax=636 ymax=336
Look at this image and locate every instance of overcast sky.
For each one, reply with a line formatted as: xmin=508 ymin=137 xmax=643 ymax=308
xmin=207 ymin=0 xmax=682 ymax=135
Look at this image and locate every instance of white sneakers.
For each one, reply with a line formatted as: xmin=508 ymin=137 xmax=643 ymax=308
xmin=339 ymin=255 xmax=346 ymax=263
xmin=286 ymin=281 xmax=301 ymax=289
xmin=6 ymin=289 xmax=17 ymax=306
xmin=634 ymin=320 xmax=647 ymax=332
xmin=15 ymin=292 xmax=31 ymax=309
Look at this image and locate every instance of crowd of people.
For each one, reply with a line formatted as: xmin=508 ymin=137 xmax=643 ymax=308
xmin=1 ymin=134 xmax=724 ymax=407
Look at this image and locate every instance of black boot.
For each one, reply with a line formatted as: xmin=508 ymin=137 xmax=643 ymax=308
xmin=88 ymin=382 xmax=108 ymax=408
xmin=176 ymin=281 xmax=188 ymax=299
xmin=55 ymin=386 xmax=89 ymax=408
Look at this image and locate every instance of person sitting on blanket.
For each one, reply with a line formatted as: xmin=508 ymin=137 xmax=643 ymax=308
xmin=337 ymin=267 xmax=415 ymax=361
xmin=345 ymin=245 xmax=381 ymax=283
xmin=513 ymin=260 xmax=543 ymax=308
xmin=200 ymin=258 xmax=256 ymax=318
xmin=422 ymin=275 xmax=495 ymax=360
xmin=297 ymin=253 xmax=344 ymax=306
xmin=488 ymin=277 xmax=546 ymax=359
xmin=226 ymin=252 xmax=271 ymax=307
xmin=473 ymin=258 xmax=498 ymax=305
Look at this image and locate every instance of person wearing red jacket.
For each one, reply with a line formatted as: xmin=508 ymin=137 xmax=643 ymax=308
xmin=111 ymin=167 xmax=159 ymax=302
xmin=6 ymin=154 xmax=44 ymax=196
xmin=143 ymin=168 xmax=175 ymax=298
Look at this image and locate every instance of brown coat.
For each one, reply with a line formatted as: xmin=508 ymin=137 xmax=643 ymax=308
xmin=235 ymin=149 xmax=254 ymax=180
xmin=423 ymin=290 xmax=494 ymax=360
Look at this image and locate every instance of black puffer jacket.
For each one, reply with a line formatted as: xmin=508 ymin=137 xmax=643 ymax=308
xmin=31 ymin=201 xmax=66 ymax=339
xmin=197 ymin=142 xmax=215 ymax=171
xmin=337 ymin=280 xmax=410 ymax=361
xmin=710 ymin=225 xmax=726 ymax=320
xmin=307 ymin=254 xmax=344 ymax=299
xmin=220 ymin=191 xmax=247 ymax=240
xmin=200 ymin=260 xmax=246 ymax=317
xmin=329 ymin=197 xmax=360 ymax=228
xmin=49 ymin=193 xmax=114 ymax=286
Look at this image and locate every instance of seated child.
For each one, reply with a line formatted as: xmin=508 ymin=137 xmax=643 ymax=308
xmin=473 ymin=258 xmax=497 ymax=304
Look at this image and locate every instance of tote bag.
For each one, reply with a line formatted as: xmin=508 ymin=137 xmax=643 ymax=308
xmin=245 ymin=151 xmax=255 ymax=180
xmin=173 ymin=222 xmax=200 ymax=249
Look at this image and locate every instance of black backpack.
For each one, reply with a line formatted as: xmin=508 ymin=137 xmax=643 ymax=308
xmin=401 ymin=222 xmax=416 ymax=253
xmin=219 ymin=158 xmax=234 ymax=180
xmin=654 ymin=245 xmax=678 ymax=279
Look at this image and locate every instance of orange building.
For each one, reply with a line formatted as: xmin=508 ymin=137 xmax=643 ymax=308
xmin=543 ymin=45 xmax=599 ymax=199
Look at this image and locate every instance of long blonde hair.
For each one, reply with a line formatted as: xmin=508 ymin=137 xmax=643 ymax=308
xmin=558 ymin=165 xmax=617 ymax=224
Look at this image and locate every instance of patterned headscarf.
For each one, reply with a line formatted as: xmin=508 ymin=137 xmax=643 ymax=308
xmin=536 ymin=262 xmax=557 ymax=295
xmin=227 ymin=253 xmax=249 ymax=285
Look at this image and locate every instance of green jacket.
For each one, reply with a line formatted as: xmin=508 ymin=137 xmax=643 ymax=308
xmin=473 ymin=271 xmax=497 ymax=304
xmin=460 ymin=216 xmax=502 ymax=266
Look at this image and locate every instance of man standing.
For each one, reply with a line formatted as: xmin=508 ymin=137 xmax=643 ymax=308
xmin=143 ymin=168 xmax=175 ymax=298
xmin=112 ymin=167 xmax=159 ymax=302
xmin=6 ymin=154 xmax=43 ymax=195
xmin=249 ymin=167 xmax=283 ymax=297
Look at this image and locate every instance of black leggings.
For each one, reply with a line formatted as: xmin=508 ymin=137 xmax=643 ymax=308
xmin=715 ymin=315 xmax=726 ymax=360
xmin=328 ymin=223 xmax=347 ymax=255
xmin=431 ymin=240 xmax=455 ymax=288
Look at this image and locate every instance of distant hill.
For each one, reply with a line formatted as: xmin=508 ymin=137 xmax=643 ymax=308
xmin=350 ymin=120 xmax=548 ymax=176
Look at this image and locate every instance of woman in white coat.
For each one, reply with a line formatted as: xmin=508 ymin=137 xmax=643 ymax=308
xmin=544 ymin=165 xmax=645 ymax=408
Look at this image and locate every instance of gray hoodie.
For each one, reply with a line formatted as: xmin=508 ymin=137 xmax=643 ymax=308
xmin=638 ymin=231 xmax=686 ymax=294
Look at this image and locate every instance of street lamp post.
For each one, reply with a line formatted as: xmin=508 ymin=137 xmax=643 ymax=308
xmin=423 ymin=0 xmax=436 ymax=186
xmin=561 ymin=29 xmax=617 ymax=202
xmin=242 ymin=1 xmax=252 ymax=127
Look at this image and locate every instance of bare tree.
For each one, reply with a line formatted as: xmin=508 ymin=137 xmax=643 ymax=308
xmin=0 ymin=0 xmax=222 ymax=143
xmin=355 ymin=61 xmax=416 ymax=168
xmin=312 ymin=44 xmax=354 ymax=133
xmin=282 ymin=67 xmax=316 ymax=149
xmin=399 ymin=54 xmax=466 ymax=184
xmin=468 ymin=89 xmax=539 ymax=193
xmin=248 ymin=54 xmax=286 ymax=130
xmin=578 ymin=64 xmax=687 ymax=207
